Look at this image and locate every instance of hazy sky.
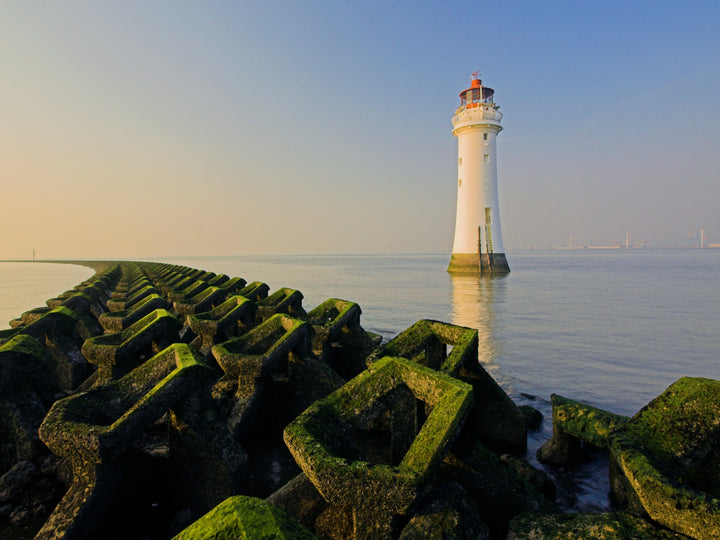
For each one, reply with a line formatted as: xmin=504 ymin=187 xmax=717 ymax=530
xmin=2 ymin=1 xmax=719 ymax=258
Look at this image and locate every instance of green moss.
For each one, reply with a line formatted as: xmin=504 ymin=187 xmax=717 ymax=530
xmin=618 ymin=377 xmax=720 ymax=466
xmin=284 ymin=356 xmax=472 ymax=519
xmin=551 ymin=394 xmax=629 ymax=448
xmin=49 ymin=305 xmax=79 ymax=321
xmin=0 ymin=334 xmax=45 ymax=359
xmin=173 ymin=496 xmax=317 ymax=539
xmin=507 ymin=511 xmax=686 ymax=539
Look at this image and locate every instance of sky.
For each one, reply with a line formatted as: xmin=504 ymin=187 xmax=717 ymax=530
xmin=1 ymin=1 xmax=719 ymax=258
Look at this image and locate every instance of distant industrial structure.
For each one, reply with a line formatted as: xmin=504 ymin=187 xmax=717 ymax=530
xmin=448 ymin=74 xmax=510 ymax=275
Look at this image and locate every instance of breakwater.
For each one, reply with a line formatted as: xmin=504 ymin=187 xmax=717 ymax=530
xmin=0 ymin=260 xmax=715 ymax=539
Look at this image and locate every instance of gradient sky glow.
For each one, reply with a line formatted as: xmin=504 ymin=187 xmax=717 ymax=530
xmin=2 ymin=1 xmax=719 ymax=258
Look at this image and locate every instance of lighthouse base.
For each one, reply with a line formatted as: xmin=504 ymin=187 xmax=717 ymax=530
xmin=447 ymin=253 xmax=510 ymax=275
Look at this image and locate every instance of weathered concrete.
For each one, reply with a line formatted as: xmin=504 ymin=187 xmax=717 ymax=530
xmin=284 ymin=356 xmax=473 ymax=539
xmin=173 ymin=495 xmax=317 ymax=540
xmin=186 ymin=295 xmax=257 ymax=352
xmin=37 ymin=343 xmax=212 ymax=540
xmin=370 ymin=319 xmax=527 ymax=454
xmin=537 ymin=378 xmax=720 ymax=540
xmin=81 ymin=308 xmax=181 ymax=384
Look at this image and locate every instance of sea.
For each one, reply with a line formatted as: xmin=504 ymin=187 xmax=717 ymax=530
xmin=2 ymin=249 xmax=719 ymax=512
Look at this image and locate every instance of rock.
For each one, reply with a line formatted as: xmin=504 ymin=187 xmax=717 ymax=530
xmin=518 ymin=404 xmax=543 ymax=431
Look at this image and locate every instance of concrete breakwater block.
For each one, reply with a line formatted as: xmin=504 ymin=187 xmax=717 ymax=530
xmin=173 ymin=285 xmax=225 ymax=316
xmin=369 ymin=319 xmax=527 ymax=454
xmin=36 ymin=343 xmax=214 ymax=539
xmin=537 ymin=377 xmax=720 ymax=540
xmin=81 ymin=308 xmax=181 ymax=384
xmin=173 ymin=495 xmax=317 ymax=540
xmin=98 ymin=293 xmax=172 ymax=333
xmin=187 ymin=294 xmax=258 ymax=352
xmin=283 ymin=356 xmax=473 ymax=539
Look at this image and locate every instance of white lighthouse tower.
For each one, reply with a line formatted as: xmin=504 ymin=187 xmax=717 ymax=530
xmin=448 ymin=74 xmax=510 ymax=274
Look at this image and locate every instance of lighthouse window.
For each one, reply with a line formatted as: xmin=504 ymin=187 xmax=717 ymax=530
xmin=483 ymin=133 xmax=488 ymax=141
xmin=458 ymin=157 xmax=462 ymax=165
xmin=458 ymin=178 xmax=462 ymax=187
xmin=483 ymin=154 xmax=489 ymax=163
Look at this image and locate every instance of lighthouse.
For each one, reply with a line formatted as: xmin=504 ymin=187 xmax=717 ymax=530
xmin=448 ymin=74 xmax=510 ymax=274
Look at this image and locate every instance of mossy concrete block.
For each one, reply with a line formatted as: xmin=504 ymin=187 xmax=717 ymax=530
xmin=19 ymin=307 xmax=88 ymax=392
xmin=168 ymin=375 xmax=248 ymax=515
xmin=34 ymin=460 xmax=125 ymax=540
xmin=368 ymin=319 xmax=477 ymax=376
xmin=168 ymin=281 xmax=210 ymax=302
xmin=187 ymin=295 xmax=257 ymax=351
xmin=98 ymin=294 xmax=172 ymax=333
xmin=266 ymin=472 xmax=329 ymax=531
xmin=551 ymin=394 xmax=628 ymax=448
xmin=537 ymin=394 xmax=628 ymax=466
xmin=0 ymin=334 xmax=46 ymax=379
xmin=160 ymin=276 xmax=192 ymax=296
xmin=212 ymin=314 xmax=314 ymax=439
xmin=257 ymin=287 xmax=306 ymax=321
xmin=173 ymin=495 xmax=317 ymax=540
xmin=500 ymin=453 xmax=557 ymax=501
xmin=207 ymin=273 xmax=230 ymax=286
xmin=173 ymin=285 xmax=225 ymax=316
xmin=37 ymin=344 xmax=212 ymax=539
xmin=371 ymin=319 xmax=527 ymax=454
xmin=399 ymin=482 xmax=489 ymax=540
xmin=441 ymin=437 xmax=557 ymax=538
xmin=40 ymin=343 xmax=211 ymax=464
xmin=81 ymin=308 xmax=181 ymax=383
xmin=106 ymin=284 xmax=160 ymax=312
xmin=306 ymin=299 xmax=362 ymax=343
xmin=506 ymin=511 xmax=688 ymax=539
xmin=7 ymin=319 xmax=24 ymax=330
xmin=212 ymin=314 xmax=312 ymax=387
xmin=306 ymin=298 xmax=379 ymax=380
xmin=20 ymin=307 xmax=51 ymax=326
xmin=535 ymin=378 xmax=720 ymax=539
xmin=220 ymin=276 xmax=250 ymax=295
xmin=237 ymin=280 xmax=269 ymax=301
xmin=313 ymin=504 xmax=353 ymax=540
xmin=20 ymin=306 xmax=78 ymax=342
xmin=284 ymin=356 xmax=473 ymax=539
xmin=0 ymin=335 xmax=48 ymax=468
xmin=609 ymin=377 xmax=720 ymax=539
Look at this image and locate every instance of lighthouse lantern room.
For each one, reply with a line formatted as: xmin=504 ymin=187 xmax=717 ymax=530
xmin=448 ymin=73 xmax=510 ymax=274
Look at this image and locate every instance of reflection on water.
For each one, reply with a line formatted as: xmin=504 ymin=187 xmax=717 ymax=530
xmin=449 ymin=273 xmax=507 ymax=379
xmin=450 ymin=271 xmax=612 ymax=512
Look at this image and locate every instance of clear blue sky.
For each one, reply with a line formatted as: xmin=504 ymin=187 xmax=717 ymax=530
xmin=2 ymin=1 xmax=718 ymax=257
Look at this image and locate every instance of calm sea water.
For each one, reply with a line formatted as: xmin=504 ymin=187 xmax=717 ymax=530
xmin=2 ymin=250 xmax=719 ymax=511
xmin=0 ymin=262 xmax=94 ymax=329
